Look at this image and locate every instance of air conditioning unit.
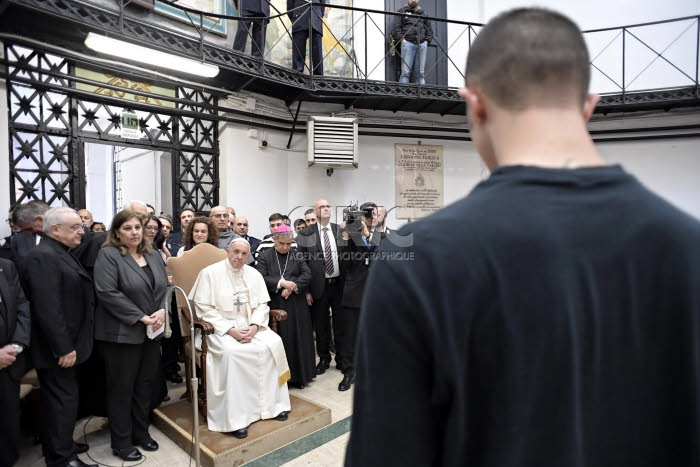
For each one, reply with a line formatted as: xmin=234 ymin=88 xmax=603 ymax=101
xmin=307 ymin=116 xmax=358 ymax=169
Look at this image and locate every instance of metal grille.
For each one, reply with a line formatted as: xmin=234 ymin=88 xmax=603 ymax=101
xmin=5 ymin=43 xmax=220 ymax=216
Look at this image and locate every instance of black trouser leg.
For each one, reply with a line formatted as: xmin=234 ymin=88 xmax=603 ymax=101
xmin=311 ymin=294 xmax=332 ymax=362
xmin=0 ymin=372 xmax=21 ymax=467
xmin=250 ymin=18 xmax=267 ymax=58
xmin=101 ymin=340 xmax=160 ymax=449
xmin=334 ymin=305 xmax=359 ymax=374
xmin=310 ymin=30 xmax=324 ymax=75
xmin=36 ymin=366 xmax=79 ymax=466
xmin=292 ymin=30 xmax=309 ymax=72
xmin=233 ymin=18 xmax=253 ymax=52
xmin=161 ymin=296 xmax=183 ymax=375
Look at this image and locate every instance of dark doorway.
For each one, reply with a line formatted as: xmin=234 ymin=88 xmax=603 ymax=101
xmin=385 ymin=0 xmax=448 ymax=86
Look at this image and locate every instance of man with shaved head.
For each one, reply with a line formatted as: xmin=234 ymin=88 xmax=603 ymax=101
xmin=210 ymin=206 xmax=241 ymax=249
xmin=296 ymin=199 xmax=343 ymax=377
xmin=77 ymin=209 xmax=93 ymax=230
xmin=347 ymin=8 xmax=700 ymax=466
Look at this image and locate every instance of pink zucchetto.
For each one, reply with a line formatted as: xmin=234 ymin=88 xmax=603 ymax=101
xmin=274 ymin=225 xmax=293 ymax=234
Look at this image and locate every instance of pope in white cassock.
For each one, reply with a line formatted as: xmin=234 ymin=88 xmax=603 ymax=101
xmin=189 ymin=237 xmax=291 ymax=439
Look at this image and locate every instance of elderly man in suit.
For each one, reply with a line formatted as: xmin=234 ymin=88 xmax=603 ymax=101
xmin=296 ymin=199 xmax=344 ymax=376
xmin=22 ymin=207 xmax=96 ymax=467
xmin=0 ymin=258 xmax=30 ymax=467
xmin=287 ymin=0 xmax=328 ymax=75
xmin=233 ymin=0 xmax=271 ymax=58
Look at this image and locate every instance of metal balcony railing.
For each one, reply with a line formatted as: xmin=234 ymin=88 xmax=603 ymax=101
xmin=2 ymin=0 xmax=699 ymax=113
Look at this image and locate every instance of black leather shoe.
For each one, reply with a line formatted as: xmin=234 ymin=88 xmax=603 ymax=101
xmin=136 ymin=436 xmax=159 ymax=452
xmin=166 ymin=371 xmax=183 ymax=384
xmin=338 ymin=372 xmax=355 ymax=391
xmin=74 ymin=442 xmax=89 ymax=454
xmin=65 ymin=458 xmax=97 ymax=467
xmin=315 ymin=360 xmax=330 ymax=375
xmin=231 ymin=427 xmax=248 ymax=439
xmin=274 ymin=411 xmax=288 ymax=421
xmin=112 ymin=447 xmax=142 ymax=462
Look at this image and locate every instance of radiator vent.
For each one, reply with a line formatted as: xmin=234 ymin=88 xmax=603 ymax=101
xmin=307 ymin=116 xmax=358 ymax=169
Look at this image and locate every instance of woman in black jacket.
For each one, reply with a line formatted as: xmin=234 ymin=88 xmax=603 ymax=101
xmin=94 ymin=210 xmax=169 ymax=462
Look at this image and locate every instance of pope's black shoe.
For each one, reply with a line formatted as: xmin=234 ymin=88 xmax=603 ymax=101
xmin=315 ymin=360 xmax=330 ymax=375
xmin=338 ymin=372 xmax=355 ymax=391
xmin=231 ymin=427 xmax=248 ymax=439
xmin=112 ymin=446 xmax=142 ymax=462
xmin=74 ymin=442 xmax=89 ymax=454
xmin=274 ymin=411 xmax=288 ymax=421
xmin=65 ymin=458 xmax=97 ymax=467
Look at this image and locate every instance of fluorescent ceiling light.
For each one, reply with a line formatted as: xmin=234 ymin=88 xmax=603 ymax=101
xmin=84 ymin=32 xmax=219 ymax=78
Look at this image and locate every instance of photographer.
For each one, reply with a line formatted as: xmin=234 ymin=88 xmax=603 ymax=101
xmin=336 ymin=202 xmax=384 ymax=392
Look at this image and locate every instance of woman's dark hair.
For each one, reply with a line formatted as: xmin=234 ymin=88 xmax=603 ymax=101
xmin=145 ymin=215 xmax=165 ymax=250
xmin=182 ymin=216 xmax=219 ymax=251
xmin=103 ymin=210 xmax=152 ymax=256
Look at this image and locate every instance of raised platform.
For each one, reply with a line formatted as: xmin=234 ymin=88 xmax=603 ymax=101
xmin=153 ymin=395 xmax=332 ymax=467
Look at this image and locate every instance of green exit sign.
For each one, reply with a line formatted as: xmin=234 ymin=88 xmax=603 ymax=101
xmin=121 ymin=112 xmax=139 ymax=139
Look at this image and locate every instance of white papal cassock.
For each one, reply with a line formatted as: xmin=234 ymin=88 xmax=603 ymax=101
xmin=189 ymin=259 xmax=291 ymax=432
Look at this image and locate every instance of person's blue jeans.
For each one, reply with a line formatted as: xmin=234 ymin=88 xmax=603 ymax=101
xmin=399 ymin=40 xmax=427 ymax=85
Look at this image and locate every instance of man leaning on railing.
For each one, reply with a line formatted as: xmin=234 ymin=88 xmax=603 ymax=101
xmin=390 ymin=0 xmax=434 ymax=85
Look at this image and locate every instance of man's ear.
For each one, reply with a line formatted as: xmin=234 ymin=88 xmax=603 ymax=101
xmin=458 ymin=86 xmax=487 ymax=126
xmin=582 ymin=93 xmax=600 ymax=122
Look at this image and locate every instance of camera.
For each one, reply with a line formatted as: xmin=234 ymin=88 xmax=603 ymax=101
xmin=343 ymin=202 xmax=373 ymax=232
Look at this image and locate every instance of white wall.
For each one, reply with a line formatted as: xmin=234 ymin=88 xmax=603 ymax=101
xmin=219 ymin=120 xmax=488 ymax=240
xmin=598 ymin=138 xmax=700 ymax=220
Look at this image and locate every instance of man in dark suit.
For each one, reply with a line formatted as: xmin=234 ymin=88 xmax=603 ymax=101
xmin=337 ymin=202 xmax=384 ymax=391
xmin=296 ymin=199 xmax=344 ymax=376
xmin=0 ymin=258 xmax=31 ymax=467
xmin=166 ymin=208 xmax=194 ymax=258
xmin=22 ymin=207 xmax=96 ymax=467
xmin=287 ymin=0 xmax=328 ymax=74
xmin=8 ymin=200 xmax=50 ymax=266
xmin=233 ymin=0 xmax=271 ymax=58
xmin=233 ymin=216 xmax=261 ymax=254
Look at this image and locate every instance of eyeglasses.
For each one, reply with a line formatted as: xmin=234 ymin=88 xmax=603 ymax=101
xmin=318 ymin=205 xmax=331 ymax=209
xmin=56 ymin=224 xmax=83 ymax=232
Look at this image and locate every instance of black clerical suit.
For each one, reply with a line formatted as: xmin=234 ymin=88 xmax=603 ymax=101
xmin=22 ymin=236 xmax=95 ymax=467
xmin=296 ymin=222 xmax=344 ymax=368
xmin=0 ymin=259 xmax=31 ymax=467
xmin=337 ymin=229 xmax=383 ymax=376
xmin=233 ymin=0 xmax=271 ymax=58
xmin=287 ymin=0 xmax=328 ymax=74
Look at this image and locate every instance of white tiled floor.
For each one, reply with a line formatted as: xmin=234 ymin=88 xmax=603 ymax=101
xmin=15 ymin=362 xmax=353 ymax=466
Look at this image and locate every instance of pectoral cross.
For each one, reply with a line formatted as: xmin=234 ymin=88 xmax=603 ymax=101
xmin=233 ymin=294 xmax=242 ymax=314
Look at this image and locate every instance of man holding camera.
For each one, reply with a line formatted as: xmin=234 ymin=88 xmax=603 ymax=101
xmin=336 ymin=202 xmax=384 ymax=391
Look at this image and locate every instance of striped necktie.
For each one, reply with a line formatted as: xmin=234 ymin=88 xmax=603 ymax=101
xmin=323 ymin=227 xmax=334 ymax=276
